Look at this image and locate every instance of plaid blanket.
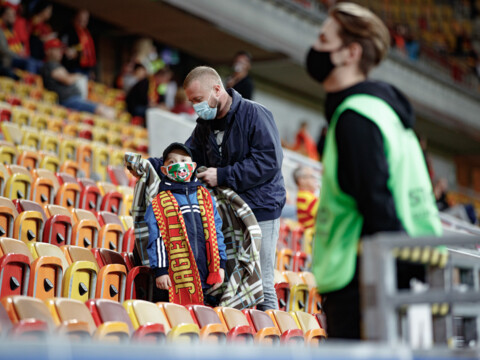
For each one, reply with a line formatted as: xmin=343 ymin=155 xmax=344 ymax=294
xmin=124 ymin=153 xmax=160 ymax=265
xmin=125 ymin=153 xmax=264 ymax=309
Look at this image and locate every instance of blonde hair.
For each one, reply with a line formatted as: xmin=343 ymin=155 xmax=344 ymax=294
xmin=183 ymin=66 xmax=223 ymax=90
xmin=330 ymin=2 xmax=390 ymax=75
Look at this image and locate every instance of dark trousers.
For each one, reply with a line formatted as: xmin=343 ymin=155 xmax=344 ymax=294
xmin=322 ymin=258 xmax=426 ymax=340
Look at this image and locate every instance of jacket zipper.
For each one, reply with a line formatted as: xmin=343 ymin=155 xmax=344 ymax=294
xmin=185 ymin=187 xmax=197 ymax=258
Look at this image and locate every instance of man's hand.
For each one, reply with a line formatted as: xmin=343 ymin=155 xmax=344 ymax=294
xmin=155 ymin=275 xmax=171 ymax=290
xmin=211 ymin=268 xmax=225 ymax=291
xmin=196 ymin=167 xmax=218 ymax=187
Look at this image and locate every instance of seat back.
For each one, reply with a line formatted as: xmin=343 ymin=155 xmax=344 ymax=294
xmin=162 ymin=303 xmax=196 ymax=327
xmin=5 ymin=165 xmax=32 ymax=200
xmin=220 ymin=307 xmax=250 ymax=329
xmin=14 ymin=199 xmax=47 ymax=222
xmin=43 ymin=205 xmax=73 ymax=247
xmin=0 ymin=141 xmax=17 ymax=165
xmin=124 ymin=299 xmax=170 ymax=332
xmin=61 ymin=245 xmax=99 ymax=270
xmin=0 ymin=162 xmax=11 ymax=196
xmin=78 ymin=178 xmax=101 ymax=211
xmin=246 ymin=309 xmax=276 ymax=332
xmin=76 ymin=142 xmax=92 ymax=178
xmin=45 ymin=298 xmax=96 ymax=335
xmin=0 ymin=197 xmax=18 ymax=237
xmin=16 ymin=148 xmax=40 ymax=171
xmin=55 ymin=173 xmax=80 ymax=210
xmin=92 ymin=145 xmax=109 ymax=182
xmin=71 ymin=209 xmax=100 ymax=249
xmin=31 ymin=242 xmax=70 ymax=272
xmin=0 ymin=238 xmax=33 ymax=263
xmin=0 ymin=253 xmax=30 ymax=297
xmin=276 ymin=248 xmax=293 ymax=271
xmin=6 ymin=295 xmax=55 ymax=330
xmin=31 ymin=169 xmax=58 ymax=205
xmin=86 ymin=299 xmax=134 ymax=335
xmin=93 ymin=248 xmax=126 ymax=268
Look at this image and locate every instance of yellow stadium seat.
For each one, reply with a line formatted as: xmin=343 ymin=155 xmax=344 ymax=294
xmin=5 ymin=164 xmax=32 ymax=200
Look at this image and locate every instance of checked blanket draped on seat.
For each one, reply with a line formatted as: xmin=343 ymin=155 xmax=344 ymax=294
xmin=125 ymin=153 xmax=264 ymax=309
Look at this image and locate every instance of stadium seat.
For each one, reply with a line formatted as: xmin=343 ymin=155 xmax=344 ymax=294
xmin=61 ymin=261 xmax=98 ymax=302
xmin=17 ymin=147 xmax=41 ymax=171
xmin=0 ymin=121 xmax=23 ymax=145
xmin=122 ymin=300 xmax=166 ymax=342
xmin=92 ymin=248 xmax=153 ymax=301
xmin=38 ymin=151 xmax=60 ymax=173
xmin=11 ymin=107 xmax=32 ymax=127
xmin=97 ymin=182 xmax=123 ymax=215
xmin=290 ymin=311 xmax=326 ymax=344
xmin=55 ymin=173 xmax=81 ymax=210
xmin=266 ymin=310 xmax=304 ymax=344
xmin=276 ymin=248 xmax=293 ymax=271
xmin=70 ymin=209 xmax=100 ymax=249
xmin=274 ymin=270 xmax=289 ymax=311
xmin=59 ymin=138 xmax=77 ymax=164
xmin=85 ymin=299 xmax=140 ymax=342
xmin=283 ymin=271 xmax=309 ymax=312
xmin=0 ymin=141 xmax=18 ymax=165
xmin=157 ymin=303 xmax=200 ymax=341
xmin=30 ymin=113 xmax=49 ymax=131
xmin=45 ymin=297 xmax=128 ymax=341
xmin=214 ymin=306 xmax=254 ymax=342
xmin=117 ymin=186 xmax=133 ymax=216
xmin=5 ymin=165 xmax=32 ymax=200
xmin=96 ymin=211 xmax=124 ymax=251
xmin=91 ymin=144 xmax=109 ymax=181
xmin=292 ymin=251 xmax=309 ymax=272
xmin=21 ymin=126 xmax=41 ymax=149
xmin=0 ymin=253 xmax=30 ymax=298
xmin=39 ymin=130 xmax=60 ymax=155
xmin=107 ymin=166 xmax=129 ymax=187
xmin=187 ymin=304 xmax=228 ymax=342
xmin=76 ymin=141 xmax=92 ymax=178
xmin=78 ymin=178 xmax=102 ymax=212
xmin=242 ymin=308 xmax=281 ymax=344
xmin=43 ymin=204 xmax=73 ymax=246
xmin=60 ymin=160 xmax=81 ymax=178
xmin=31 ymin=168 xmax=58 ymax=205
xmin=0 ymin=196 xmax=42 ymax=243
xmin=0 ymin=296 xmax=51 ymax=338
xmin=0 ymin=238 xmax=62 ymax=300
xmin=0 ymin=163 xmax=9 ymax=196
xmin=299 ymin=271 xmax=322 ymax=314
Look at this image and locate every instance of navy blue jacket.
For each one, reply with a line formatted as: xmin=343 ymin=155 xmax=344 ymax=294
xmin=186 ymin=89 xmax=286 ymax=221
xmin=144 ymin=178 xmax=227 ymax=289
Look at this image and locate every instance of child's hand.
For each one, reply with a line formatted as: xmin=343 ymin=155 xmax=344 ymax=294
xmin=211 ymin=268 xmax=225 ymax=291
xmin=156 ymin=275 xmax=171 ymax=290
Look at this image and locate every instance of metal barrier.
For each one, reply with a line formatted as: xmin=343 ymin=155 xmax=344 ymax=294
xmin=361 ymin=233 xmax=480 ymax=347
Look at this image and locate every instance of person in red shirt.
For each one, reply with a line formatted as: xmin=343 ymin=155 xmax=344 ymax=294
xmin=28 ymin=1 xmax=54 ymax=60
xmin=62 ymin=9 xmax=96 ymax=77
xmin=293 ymin=166 xmax=319 ymax=230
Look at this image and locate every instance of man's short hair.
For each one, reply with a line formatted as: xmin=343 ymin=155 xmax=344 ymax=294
xmin=234 ymin=50 xmax=252 ymax=62
xmin=183 ymin=66 xmax=223 ymax=90
xmin=330 ymin=2 xmax=390 ymax=76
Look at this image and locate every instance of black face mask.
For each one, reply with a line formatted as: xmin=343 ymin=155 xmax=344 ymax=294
xmin=305 ymin=47 xmax=336 ymax=83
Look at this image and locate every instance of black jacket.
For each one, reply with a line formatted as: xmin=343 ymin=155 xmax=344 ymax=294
xmin=326 ymin=80 xmax=416 ymax=236
xmin=186 ymin=89 xmax=286 ymax=221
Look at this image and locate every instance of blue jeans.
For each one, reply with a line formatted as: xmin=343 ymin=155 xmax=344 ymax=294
xmin=256 ymin=218 xmax=280 ymax=311
xmin=61 ymin=95 xmax=98 ymax=114
xmin=12 ymin=56 xmax=43 ymax=74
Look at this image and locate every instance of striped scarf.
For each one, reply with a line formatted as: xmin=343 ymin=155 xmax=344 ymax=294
xmin=152 ymin=187 xmax=220 ymax=305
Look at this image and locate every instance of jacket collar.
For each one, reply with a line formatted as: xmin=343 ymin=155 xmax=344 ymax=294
xmin=196 ymin=88 xmax=242 ymax=128
xmin=159 ymin=177 xmax=202 ymax=194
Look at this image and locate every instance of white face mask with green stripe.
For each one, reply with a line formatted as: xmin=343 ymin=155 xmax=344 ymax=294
xmin=165 ymin=162 xmax=196 ymax=182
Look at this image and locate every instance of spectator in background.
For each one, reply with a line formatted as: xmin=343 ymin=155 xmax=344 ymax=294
xmin=41 ymin=38 xmax=114 ymax=118
xmin=0 ymin=4 xmax=41 ymax=73
xmin=434 ymin=178 xmax=450 ymax=211
xmin=293 ymin=166 xmax=319 ymax=230
xmin=284 ymin=121 xmax=320 ymax=161
xmin=126 ymin=65 xmax=172 ymax=120
xmin=7 ymin=0 xmax=29 ymax=56
xmin=61 ymin=9 xmax=96 ymax=78
xmin=28 ymin=0 xmax=54 ymax=61
xmin=226 ymin=50 xmax=254 ymax=100
xmin=306 ymin=2 xmax=442 ymax=339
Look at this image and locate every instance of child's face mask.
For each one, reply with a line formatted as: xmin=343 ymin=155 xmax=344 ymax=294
xmin=165 ymin=162 xmax=196 ymax=182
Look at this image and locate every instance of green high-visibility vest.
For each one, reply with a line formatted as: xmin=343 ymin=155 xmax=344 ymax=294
xmin=313 ymin=94 xmax=443 ymax=294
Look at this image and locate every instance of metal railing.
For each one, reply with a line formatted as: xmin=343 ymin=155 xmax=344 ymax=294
xmin=361 ymin=232 xmax=480 ymax=347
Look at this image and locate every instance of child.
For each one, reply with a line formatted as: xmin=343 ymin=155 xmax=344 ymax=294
xmin=144 ymin=142 xmax=227 ymax=305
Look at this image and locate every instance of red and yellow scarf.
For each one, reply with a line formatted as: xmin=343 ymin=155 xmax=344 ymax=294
xmin=151 ymin=186 xmax=221 ymax=305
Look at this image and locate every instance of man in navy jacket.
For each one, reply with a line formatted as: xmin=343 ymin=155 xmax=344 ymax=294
xmin=184 ymin=66 xmax=286 ymax=311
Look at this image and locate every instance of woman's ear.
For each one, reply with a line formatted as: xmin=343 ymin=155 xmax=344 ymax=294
xmin=161 ymin=166 xmax=168 ymax=176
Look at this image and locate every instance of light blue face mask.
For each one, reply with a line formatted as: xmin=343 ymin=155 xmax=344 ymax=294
xmin=193 ymin=91 xmax=218 ymax=120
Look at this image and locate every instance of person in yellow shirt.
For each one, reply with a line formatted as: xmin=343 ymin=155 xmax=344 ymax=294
xmin=293 ymin=166 xmax=319 ymax=229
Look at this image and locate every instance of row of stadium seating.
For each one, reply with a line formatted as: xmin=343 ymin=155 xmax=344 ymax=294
xmin=0 ymin=296 xmax=326 ymax=344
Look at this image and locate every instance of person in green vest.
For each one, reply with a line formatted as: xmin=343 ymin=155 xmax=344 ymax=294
xmin=305 ymin=2 xmax=442 ymax=339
